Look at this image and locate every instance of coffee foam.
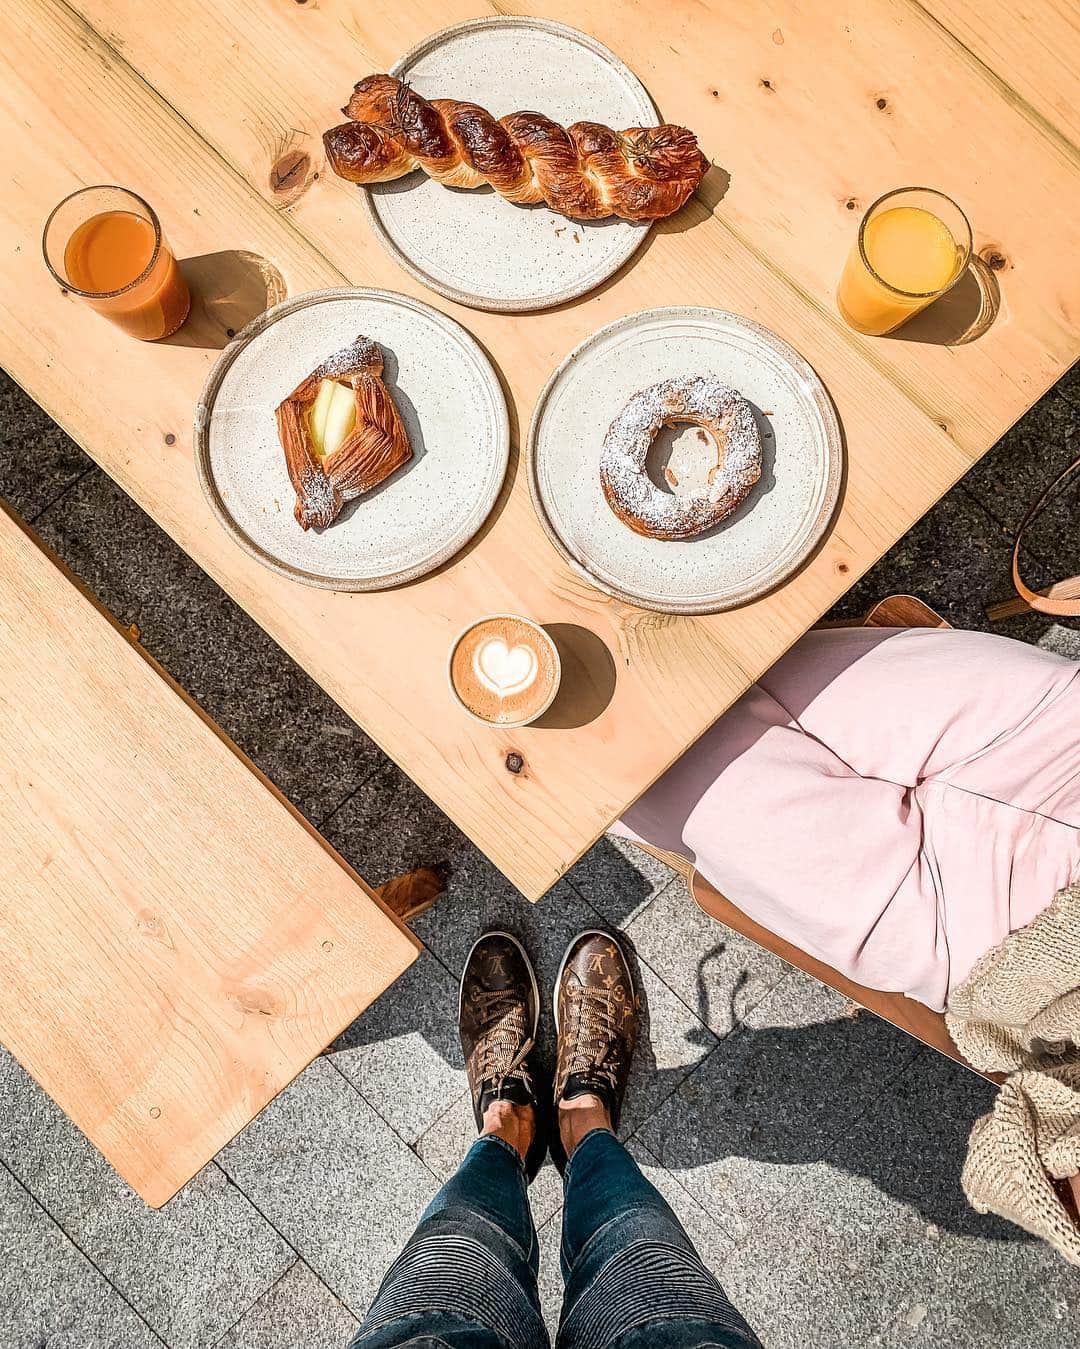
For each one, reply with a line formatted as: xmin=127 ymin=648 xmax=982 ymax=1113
xmin=450 ymin=617 xmax=558 ymax=725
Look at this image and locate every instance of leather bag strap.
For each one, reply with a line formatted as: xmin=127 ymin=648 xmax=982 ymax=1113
xmin=1011 ymin=453 xmax=1080 ymax=617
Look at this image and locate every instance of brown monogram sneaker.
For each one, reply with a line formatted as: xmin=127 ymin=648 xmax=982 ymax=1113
xmin=553 ymin=930 xmax=639 ymax=1132
xmin=459 ymin=930 xmax=540 ymax=1132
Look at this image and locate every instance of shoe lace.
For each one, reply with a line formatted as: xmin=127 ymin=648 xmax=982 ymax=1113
xmin=474 ymin=988 xmax=534 ymax=1097
xmin=562 ymin=984 xmax=621 ymax=1090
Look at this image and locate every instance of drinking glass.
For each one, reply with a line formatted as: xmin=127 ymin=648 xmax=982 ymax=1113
xmin=836 ymin=187 xmax=972 ymax=336
xmin=42 ymin=185 xmax=191 ymax=340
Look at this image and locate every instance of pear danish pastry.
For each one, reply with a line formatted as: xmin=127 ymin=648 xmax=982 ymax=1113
xmin=275 ymin=335 xmax=412 ymax=530
xmin=324 ymin=76 xmax=709 ymax=222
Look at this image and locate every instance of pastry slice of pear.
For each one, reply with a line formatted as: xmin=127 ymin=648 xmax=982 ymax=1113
xmin=308 ymin=378 xmax=357 ymax=459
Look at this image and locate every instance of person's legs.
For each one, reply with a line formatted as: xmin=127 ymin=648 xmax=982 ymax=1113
xmin=558 ymin=1126 xmax=761 ymax=1349
xmin=351 ymin=933 xmax=550 ymax=1349
xmin=758 ymin=625 xmax=1078 ymax=786
xmin=616 ymin=675 xmax=949 ymax=1005
xmin=613 ymin=625 xmax=1080 ymax=1009
xmin=551 ymin=933 xmax=762 ymax=1349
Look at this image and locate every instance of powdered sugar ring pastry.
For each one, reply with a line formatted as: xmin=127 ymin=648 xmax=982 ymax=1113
xmin=600 ymin=376 xmax=762 ymax=540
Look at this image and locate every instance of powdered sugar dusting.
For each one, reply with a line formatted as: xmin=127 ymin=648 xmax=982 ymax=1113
xmin=311 ymin=335 xmax=383 ymax=383
xmin=600 ymin=375 xmax=762 ymax=539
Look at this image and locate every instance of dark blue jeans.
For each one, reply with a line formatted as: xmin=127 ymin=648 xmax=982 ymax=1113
xmin=351 ymin=1128 xmax=763 ymax=1349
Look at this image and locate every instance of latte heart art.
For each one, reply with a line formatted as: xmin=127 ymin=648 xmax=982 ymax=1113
xmin=474 ymin=639 xmax=538 ymax=697
xmin=450 ymin=615 xmax=559 ymax=727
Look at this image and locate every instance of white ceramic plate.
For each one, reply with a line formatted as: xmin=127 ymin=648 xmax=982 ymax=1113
xmin=358 ymin=17 xmax=657 ymax=312
xmin=195 ymin=288 xmax=509 ymax=590
xmin=528 ymin=308 xmax=843 ymax=614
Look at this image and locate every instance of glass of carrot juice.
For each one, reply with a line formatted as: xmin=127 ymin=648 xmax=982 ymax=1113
xmin=836 ymin=187 xmax=972 ymax=336
xmin=42 ymin=186 xmax=191 ymax=341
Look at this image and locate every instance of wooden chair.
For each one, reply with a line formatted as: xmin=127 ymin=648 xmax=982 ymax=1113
xmin=0 ymin=501 xmax=426 ymax=1206
xmin=627 ymin=595 xmax=997 ymax=1081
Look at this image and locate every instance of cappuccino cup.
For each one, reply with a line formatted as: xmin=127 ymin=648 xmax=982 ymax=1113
xmin=448 ymin=614 xmax=561 ymax=728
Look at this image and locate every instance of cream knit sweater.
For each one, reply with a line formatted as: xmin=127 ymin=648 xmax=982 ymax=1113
xmin=946 ymin=882 xmax=1080 ymax=1265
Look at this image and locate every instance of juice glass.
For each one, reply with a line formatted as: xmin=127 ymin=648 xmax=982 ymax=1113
xmin=42 ymin=186 xmax=191 ymax=340
xmin=836 ymin=187 xmax=972 ymax=336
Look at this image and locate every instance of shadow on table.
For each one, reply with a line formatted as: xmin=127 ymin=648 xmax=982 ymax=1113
xmin=887 ymin=254 xmax=1001 ymax=346
xmin=534 ymin=624 xmax=617 ymax=729
xmin=656 ymin=163 xmax=732 ymax=237
xmin=166 ymin=249 xmax=287 ymax=351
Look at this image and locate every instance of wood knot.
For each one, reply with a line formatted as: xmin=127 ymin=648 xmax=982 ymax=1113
xmin=981 ymin=248 xmax=1008 ymax=271
xmin=875 ymin=96 xmax=888 ymax=110
xmin=710 ymin=88 xmax=720 ymax=98
xmin=269 ymin=149 xmax=313 ymax=202
xmin=836 ymin=560 xmax=850 ymax=575
xmin=845 ymin=198 xmax=859 ymax=211
xmin=758 ymin=78 xmax=774 ymax=91
xmin=505 ymin=751 xmax=525 ymax=775
xmin=226 ymin=327 xmax=236 ymax=339
xmin=164 ymin=432 xmax=176 ymax=446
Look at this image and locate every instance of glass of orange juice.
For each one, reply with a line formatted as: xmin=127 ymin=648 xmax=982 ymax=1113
xmin=837 ymin=187 xmax=972 ymax=336
xmin=42 ymin=186 xmax=191 ymax=341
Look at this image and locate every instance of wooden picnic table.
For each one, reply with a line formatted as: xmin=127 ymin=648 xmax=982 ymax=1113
xmin=1 ymin=2 xmax=1078 ymax=900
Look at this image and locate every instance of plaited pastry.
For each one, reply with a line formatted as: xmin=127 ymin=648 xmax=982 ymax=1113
xmin=600 ymin=377 xmax=762 ymax=540
xmin=324 ymin=76 xmax=709 ymax=221
xmin=275 ymin=335 xmax=412 ymax=531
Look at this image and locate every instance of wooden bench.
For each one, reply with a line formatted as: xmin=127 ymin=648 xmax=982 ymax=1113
xmin=0 ymin=501 xmax=422 ymax=1206
xmin=628 ymin=596 xmax=996 ymax=1080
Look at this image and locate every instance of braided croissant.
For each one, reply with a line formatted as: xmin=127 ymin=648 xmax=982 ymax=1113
xmin=324 ymin=76 xmax=709 ymax=221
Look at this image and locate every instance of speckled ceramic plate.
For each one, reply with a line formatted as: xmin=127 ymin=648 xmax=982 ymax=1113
xmin=195 ymin=288 xmax=509 ymax=590
xmin=528 ymin=308 xmax=843 ymax=614
xmin=358 ymin=17 xmax=658 ymax=312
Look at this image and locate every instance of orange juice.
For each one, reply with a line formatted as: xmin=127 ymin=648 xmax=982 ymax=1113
xmin=64 ymin=210 xmax=157 ymax=293
xmin=837 ymin=191 xmax=971 ymax=336
xmin=44 ymin=189 xmax=191 ymax=341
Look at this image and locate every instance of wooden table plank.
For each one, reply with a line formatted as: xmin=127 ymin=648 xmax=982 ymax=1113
xmin=506 ymin=0 xmax=1080 ymax=451
xmin=81 ymin=0 xmax=1080 ymax=457
xmin=1 ymin=1 xmax=1076 ymax=898
xmin=0 ymin=502 xmax=418 ymax=1207
xmin=919 ymin=0 xmax=1080 ymax=149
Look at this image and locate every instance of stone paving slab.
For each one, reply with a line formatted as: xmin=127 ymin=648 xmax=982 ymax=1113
xmin=217 ymin=1055 xmax=438 ymax=1316
xmin=962 ymin=364 xmax=1079 ymax=552
xmin=329 ymin=948 xmax=467 ymax=1147
xmin=30 ymin=467 xmax=380 ymax=826
xmin=637 ymin=972 xmax=922 ymax=1238
xmin=566 ymin=834 xmax=675 ymax=927
xmin=0 ymin=369 xmax=91 ymax=522
xmin=624 ymin=878 xmax=791 ymax=1038
xmin=0 ymin=1161 xmax=160 ymax=1348
xmin=831 ymin=477 xmax=1044 ymax=634
xmin=214 ymin=1261 xmax=358 ymax=1348
xmin=717 ymin=1048 xmax=1080 ymax=1349
xmin=324 ymin=768 xmax=720 ymax=1133
xmin=0 ymin=1051 xmax=292 ymax=1348
xmin=320 ymin=759 xmax=472 ymax=893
